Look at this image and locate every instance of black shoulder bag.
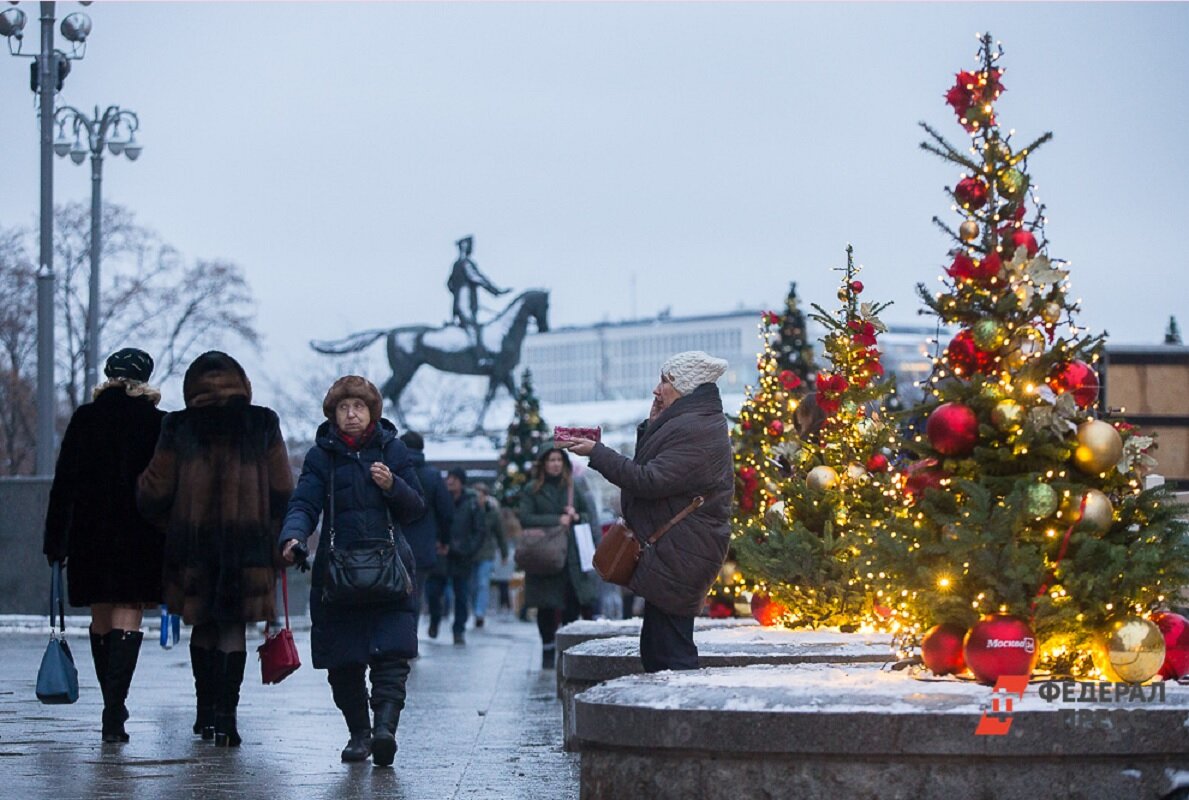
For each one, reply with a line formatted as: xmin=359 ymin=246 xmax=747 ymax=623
xmin=321 ymin=451 xmax=413 ymax=606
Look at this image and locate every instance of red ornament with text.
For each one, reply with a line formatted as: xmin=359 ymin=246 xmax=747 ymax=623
xmin=750 ymin=592 xmax=787 ymax=627
xmin=921 ymin=623 xmax=968 ymax=676
xmin=963 ymin=615 xmax=1039 ymax=685
xmin=926 ymin=402 xmax=979 ymax=456
xmin=1151 ymin=611 xmax=1189 ymax=680
xmin=1047 ymin=360 xmax=1100 ymax=408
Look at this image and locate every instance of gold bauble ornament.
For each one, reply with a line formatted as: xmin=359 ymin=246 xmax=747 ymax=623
xmin=999 ymin=168 xmax=1028 ymax=201
xmin=987 ymin=139 xmax=1012 ymax=163
xmin=1040 ymin=302 xmax=1062 ymax=326
xmin=846 ymin=463 xmax=867 ymax=480
xmin=972 ymin=318 xmax=1007 ymax=351
xmin=1073 ymin=489 xmax=1114 ymax=535
xmin=1094 ymin=617 xmax=1166 ymax=683
xmin=806 ymin=465 xmax=839 ymax=491
xmin=959 ymin=220 xmax=980 ymax=242
xmin=837 ymin=287 xmax=850 ymax=303
xmin=991 ymin=399 xmax=1024 ymax=432
xmin=1004 ymin=326 xmax=1045 ymax=369
xmin=1073 ymin=420 xmax=1123 ymax=474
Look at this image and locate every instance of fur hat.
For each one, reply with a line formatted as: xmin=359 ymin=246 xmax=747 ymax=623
xmin=104 ymin=347 xmax=154 ymax=382
xmin=323 ymin=375 xmax=383 ymax=422
xmin=183 ymin=351 xmax=251 ymax=407
xmin=661 ymin=350 xmax=729 ymax=395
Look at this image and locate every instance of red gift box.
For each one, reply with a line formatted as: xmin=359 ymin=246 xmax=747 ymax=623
xmin=554 ymin=426 xmax=601 ymax=447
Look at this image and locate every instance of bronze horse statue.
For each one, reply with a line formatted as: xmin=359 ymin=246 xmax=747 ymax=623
xmin=311 ymin=289 xmax=549 ymax=433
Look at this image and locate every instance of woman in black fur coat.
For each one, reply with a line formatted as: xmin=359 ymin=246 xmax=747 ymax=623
xmin=43 ymin=348 xmax=166 ymax=743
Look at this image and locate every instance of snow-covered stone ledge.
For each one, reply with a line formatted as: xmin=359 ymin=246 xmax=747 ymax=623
xmin=561 ymin=628 xmax=892 ymax=750
xmin=575 ymin=663 xmax=1189 ymax=800
xmin=554 ymin=617 xmax=757 ymax=696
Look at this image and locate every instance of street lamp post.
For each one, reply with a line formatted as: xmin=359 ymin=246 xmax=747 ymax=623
xmin=1 ymin=2 xmax=93 ymax=473
xmin=55 ymin=105 xmax=142 ymax=399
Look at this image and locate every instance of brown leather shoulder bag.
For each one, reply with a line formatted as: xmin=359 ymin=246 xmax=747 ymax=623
xmin=593 ymin=496 xmax=704 ymax=586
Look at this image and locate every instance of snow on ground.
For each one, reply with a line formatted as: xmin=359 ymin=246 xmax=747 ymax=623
xmin=579 ymin=662 xmax=1189 ymax=715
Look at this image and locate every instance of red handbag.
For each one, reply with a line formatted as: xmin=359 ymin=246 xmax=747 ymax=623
xmin=258 ymin=570 xmax=301 ymax=685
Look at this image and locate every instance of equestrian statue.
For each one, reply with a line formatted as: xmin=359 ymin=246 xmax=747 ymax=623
xmin=311 ymin=236 xmax=549 ymax=433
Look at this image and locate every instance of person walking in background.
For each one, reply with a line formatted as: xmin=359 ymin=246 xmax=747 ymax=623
xmin=398 ymin=431 xmax=454 ymax=617
xmin=42 ymin=348 xmax=166 ymax=744
xmin=280 ymin=376 xmax=425 ymax=767
xmin=518 ymin=447 xmax=598 ymax=669
xmin=564 ymin=351 xmax=734 ymax=673
xmin=469 ymin=482 xmax=507 ymax=628
xmin=426 ymin=468 xmax=486 ymax=645
xmin=137 ymin=351 xmax=293 ymax=747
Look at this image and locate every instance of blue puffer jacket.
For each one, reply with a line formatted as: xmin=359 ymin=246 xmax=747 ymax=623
xmin=280 ymin=419 xmax=425 ymax=669
xmin=402 ymin=450 xmax=454 ymax=571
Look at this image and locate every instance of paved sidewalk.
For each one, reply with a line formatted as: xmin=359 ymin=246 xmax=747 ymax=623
xmin=0 ymin=615 xmax=578 ymax=799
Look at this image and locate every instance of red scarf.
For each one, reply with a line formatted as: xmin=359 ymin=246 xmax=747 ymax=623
xmin=335 ymin=422 xmax=376 ymax=451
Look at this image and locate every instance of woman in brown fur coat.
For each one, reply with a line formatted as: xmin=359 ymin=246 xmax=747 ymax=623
xmin=137 ymin=351 xmax=293 ymax=747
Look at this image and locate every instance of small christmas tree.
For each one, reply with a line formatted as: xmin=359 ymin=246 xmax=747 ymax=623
xmin=735 ymin=247 xmax=899 ymax=628
xmin=864 ymin=34 xmax=1189 ymax=676
xmin=774 ymin=282 xmax=817 ymax=387
xmin=494 ymin=369 xmax=549 ymax=511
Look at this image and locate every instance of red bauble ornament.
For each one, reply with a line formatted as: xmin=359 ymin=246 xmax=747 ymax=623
xmin=954 ymin=176 xmax=989 ymax=210
xmin=850 ymin=280 xmax=864 ymax=294
xmin=865 ymin=453 xmax=889 ymax=473
xmin=1047 ymin=360 xmax=1100 ymax=408
xmin=767 ymin=420 xmax=784 ymax=437
xmin=1011 ymin=229 xmax=1039 ymax=257
xmin=904 ymin=458 xmax=948 ymax=501
xmin=922 ymin=623 xmax=968 ymax=676
xmin=1151 ymin=612 xmax=1189 ymax=680
xmin=926 ymin=402 xmax=979 ymax=457
xmin=944 ymin=329 xmax=992 ymax=377
xmin=750 ymin=593 xmax=787 ymax=627
xmin=741 ymin=420 xmax=752 ymax=431
xmin=963 ymin=615 xmax=1038 ymax=685
xmin=739 ymin=466 xmax=757 ymax=482
xmin=707 ymin=598 xmax=734 ymax=619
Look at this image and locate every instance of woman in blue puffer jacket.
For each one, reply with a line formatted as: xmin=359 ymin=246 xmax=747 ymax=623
xmin=280 ymin=376 xmax=425 ymax=768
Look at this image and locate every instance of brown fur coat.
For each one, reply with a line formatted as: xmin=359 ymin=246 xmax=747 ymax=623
xmin=137 ymin=360 xmax=293 ymax=624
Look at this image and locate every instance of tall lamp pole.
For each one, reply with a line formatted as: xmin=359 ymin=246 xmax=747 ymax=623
xmin=1 ymin=2 xmax=93 ymax=473
xmin=54 ymin=105 xmax=142 ymax=398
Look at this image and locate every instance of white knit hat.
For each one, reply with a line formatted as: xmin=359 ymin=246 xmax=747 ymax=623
xmin=661 ymin=351 xmax=729 ymax=395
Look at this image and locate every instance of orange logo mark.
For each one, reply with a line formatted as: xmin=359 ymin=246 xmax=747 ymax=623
xmin=975 ymin=675 xmax=1029 ymax=736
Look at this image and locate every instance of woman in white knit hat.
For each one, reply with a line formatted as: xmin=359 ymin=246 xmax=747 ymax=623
xmin=564 ymin=351 xmax=734 ymax=672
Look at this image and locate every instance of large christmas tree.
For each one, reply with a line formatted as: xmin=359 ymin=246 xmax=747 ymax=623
xmin=735 ymin=247 xmax=899 ymax=628
xmin=864 ymin=35 xmax=1189 ymax=676
xmin=494 ymin=368 xmax=549 ymax=511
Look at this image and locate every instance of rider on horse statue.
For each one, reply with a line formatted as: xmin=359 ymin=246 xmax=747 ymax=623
xmin=447 ymin=236 xmax=509 ymax=366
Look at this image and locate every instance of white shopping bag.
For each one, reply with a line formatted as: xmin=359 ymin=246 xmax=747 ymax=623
xmin=573 ymin=523 xmax=597 ymax=572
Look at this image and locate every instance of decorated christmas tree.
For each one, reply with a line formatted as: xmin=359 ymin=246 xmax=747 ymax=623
xmin=863 ymin=34 xmax=1189 ymax=681
xmin=774 ymin=282 xmax=817 ymax=386
xmin=494 ymin=368 xmax=549 ymax=511
xmin=734 ymin=247 xmax=900 ymax=628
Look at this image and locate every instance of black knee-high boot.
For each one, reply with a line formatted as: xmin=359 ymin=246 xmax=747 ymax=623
xmin=328 ymin=667 xmax=373 ymax=763
xmin=102 ymin=630 xmax=143 ymax=743
xmin=190 ymin=645 xmax=216 ymax=740
xmin=89 ymin=628 xmax=108 ymax=694
xmin=369 ymin=657 xmax=411 ymax=768
xmin=214 ymin=650 xmax=247 ymax=747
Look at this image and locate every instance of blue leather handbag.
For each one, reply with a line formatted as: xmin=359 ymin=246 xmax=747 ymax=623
xmin=36 ymin=563 xmax=79 ymax=705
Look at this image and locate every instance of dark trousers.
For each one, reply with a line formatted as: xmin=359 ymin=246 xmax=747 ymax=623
xmin=426 ymin=571 xmax=470 ymax=635
xmin=415 ymin=569 xmax=430 ymax=617
xmin=327 ymin=655 xmax=411 ymax=733
xmin=536 ymin=578 xmax=594 ymax=646
xmin=640 ymin=601 xmax=698 ymax=673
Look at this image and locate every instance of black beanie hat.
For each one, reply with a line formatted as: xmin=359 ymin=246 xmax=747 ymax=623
xmin=104 ymin=348 xmax=154 ymax=382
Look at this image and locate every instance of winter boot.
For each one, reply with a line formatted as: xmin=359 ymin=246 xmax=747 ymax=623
xmin=370 ymin=703 xmax=401 ymax=768
xmin=101 ymin=630 xmax=143 ymax=743
xmin=88 ymin=627 xmax=108 ymax=694
xmin=341 ymin=729 xmax=373 ymax=763
xmin=542 ymin=643 xmax=556 ymax=670
xmin=214 ymin=650 xmax=247 ymax=747
xmin=190 ymin=645 xmax=216 ymax=740
xmin=330 ymin=670 xmax=373 ymax=763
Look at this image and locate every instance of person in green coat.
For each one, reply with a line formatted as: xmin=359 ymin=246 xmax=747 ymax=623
xmin=518 ymin=446 xmax=598 ymax=669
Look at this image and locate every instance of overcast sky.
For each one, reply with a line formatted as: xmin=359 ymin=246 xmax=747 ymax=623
xmin=2 ymin=2 xmax=1186 ymax=413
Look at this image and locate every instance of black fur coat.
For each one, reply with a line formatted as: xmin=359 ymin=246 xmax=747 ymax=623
xmin=43 ymin=385 xmax=166 ymax=606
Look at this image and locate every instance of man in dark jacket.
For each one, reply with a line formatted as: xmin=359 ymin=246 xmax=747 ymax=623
xmin=566 ymin=351 xmax=734 ymax=673
xmin=426 ymin=467 xmax=487 ymax=645
xmin=398 ymin=432 xmax=454 ymax=616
